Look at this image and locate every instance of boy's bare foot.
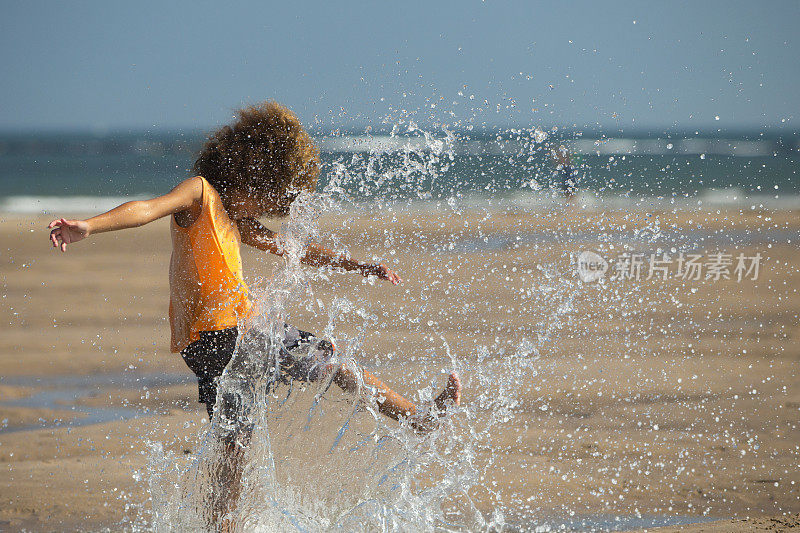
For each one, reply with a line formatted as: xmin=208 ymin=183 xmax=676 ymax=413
xmin=434 ymin=372 xmax=461 ymax=412
xmin=411 ymin=372 xmax=461 ymax=433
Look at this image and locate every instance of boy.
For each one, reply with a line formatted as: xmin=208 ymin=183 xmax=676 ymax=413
xmin=48 ymin=101 xmax=461 ymax=526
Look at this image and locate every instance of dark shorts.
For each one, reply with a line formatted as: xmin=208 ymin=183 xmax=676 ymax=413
xmin=180 ymin=324 xmax=335 ymax=417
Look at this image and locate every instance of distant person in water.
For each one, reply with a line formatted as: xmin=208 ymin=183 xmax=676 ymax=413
xmin=550 ymin=143 xmax=578 ymax=199
xmin=47 ymin=101 xmax=461 ymax=528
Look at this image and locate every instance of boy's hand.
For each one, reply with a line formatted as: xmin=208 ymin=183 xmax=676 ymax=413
xmin=365 ymin=263 xmax=402 ymax=285
xmin=48 ymin=218 xmax=89 ymax=252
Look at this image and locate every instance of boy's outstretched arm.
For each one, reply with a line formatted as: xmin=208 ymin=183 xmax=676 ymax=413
xmin=48 ymin=177 xmax=203 ymax=251
xmin=237 ymin=217 xmax=402 ymax=285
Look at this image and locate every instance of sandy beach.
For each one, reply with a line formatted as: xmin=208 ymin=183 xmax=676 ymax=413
xmin=1 ymin=205 xmax=798 ymax=531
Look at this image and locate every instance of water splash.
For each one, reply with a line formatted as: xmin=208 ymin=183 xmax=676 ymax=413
xmin=136 ymin=124 xmax=569 ymax=532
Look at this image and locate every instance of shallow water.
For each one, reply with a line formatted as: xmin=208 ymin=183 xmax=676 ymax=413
xmin=0 ymin=373 xmax=190 ymax=433
xmin=437 ymin=226 xmax=797 ymax=255
xmin=524 ymin=514 xmax=719 ymax=532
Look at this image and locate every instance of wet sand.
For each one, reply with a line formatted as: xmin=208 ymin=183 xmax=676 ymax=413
xmin=1 ymin=206 xmax=798 ymax=531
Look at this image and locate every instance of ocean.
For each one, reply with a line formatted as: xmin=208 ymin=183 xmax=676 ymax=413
xmin=1 ymin=128 xmax=798 ymax=213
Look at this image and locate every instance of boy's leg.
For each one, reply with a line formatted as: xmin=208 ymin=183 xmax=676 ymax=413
xmin=213 ymin=439 xmax=246 ymax=531
xmin=332 ymin=362 xmax=416 ymax=419
xmin=181 ymin=329 xmax=253 ymax=531
xmin=279 ymin=325 xmax=461 ymax=431
xmin=209 ymin=395 xmax=255 ymax=531
xmin=332 ymin=361 xmax=461 ymax=432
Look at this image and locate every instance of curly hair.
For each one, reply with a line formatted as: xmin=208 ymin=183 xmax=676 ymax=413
xmin=193 ymin=101 xmax=320 ymax=215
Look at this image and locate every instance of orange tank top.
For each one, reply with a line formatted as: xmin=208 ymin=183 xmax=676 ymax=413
xmin=168 ymin=177 xmax=252 ymax=352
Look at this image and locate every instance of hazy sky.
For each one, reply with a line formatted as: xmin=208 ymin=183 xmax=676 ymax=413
xmin=1 ymin=1 xmax=798 ymax=132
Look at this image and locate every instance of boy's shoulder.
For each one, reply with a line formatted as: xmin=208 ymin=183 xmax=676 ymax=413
xmin=169 ymin=177 xmax=207 ymax=228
